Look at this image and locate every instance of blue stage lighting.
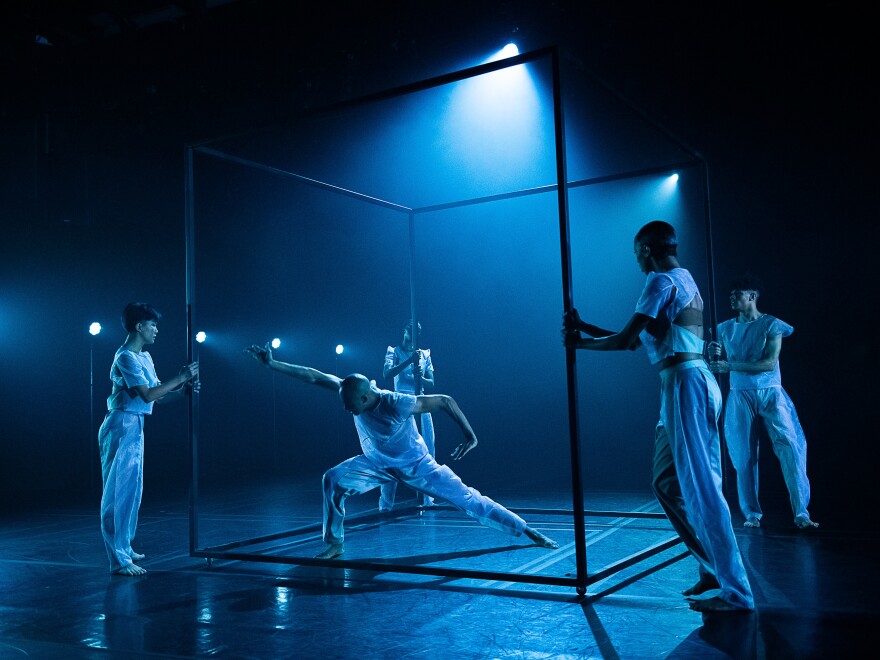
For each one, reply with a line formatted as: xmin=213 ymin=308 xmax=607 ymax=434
xmin=195 ymin=331 xmax=207 ymax=343
xmin=271 ymin=338 xmax=281 ymax=349
xmin=500 ymin=43 xmax=519 ymax=58
xmin=89 ymin=322 xmax=102 ymax=336
xmin=487 ymin=42 xmax=519 ymax=63
xmin=335 ymin=344 xmax=344 ymax=355
xmin=670 ymin=173 xmax=679 ymax=183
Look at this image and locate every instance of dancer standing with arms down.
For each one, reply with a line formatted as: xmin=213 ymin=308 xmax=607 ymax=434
xmin=246 ymin=342 xmax=558 ymax=559
xmin=382 ymin=320 xmax=436 ymax=508
xmin=708 ymin=275 xmax=818 ymax=530
xmin=563 ymin=221 xmax=754 ymax=612
xmin=99 ymin=303 xmax=199 ymax=575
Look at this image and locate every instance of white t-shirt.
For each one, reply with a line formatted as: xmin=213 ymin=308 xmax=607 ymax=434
xmin=353 ymin=390 xmax=429 ymax=468
xmin=106 ymin=347 xmax=160 ymax=414
xmin=384 ymin=346 xmax=433 ymax=394
xmin=635 ymin=268 xmax=705 ymax=365
xmin=717 ymin=314 xmax=793 ymax=390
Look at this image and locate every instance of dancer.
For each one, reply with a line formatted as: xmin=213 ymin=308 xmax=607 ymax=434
xmin=99 ymin=302 xmax=199 ymax=575
xmin=246 ymin=342 xmax=558 ymax=559
xmin=708 ymin=275 xmax=818 ymax=530
xmin=381 ymin=320 xmax=435 ymax=508
xmin=563 ymin=221 xmax=754 ymax=612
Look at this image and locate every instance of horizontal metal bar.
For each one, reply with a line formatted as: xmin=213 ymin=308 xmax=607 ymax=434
xmin=585 ymin=536 xmax=684 ymax=585
xmin=194 ymin=146 xmax=412 ymax=213
xmin=410 ymin=159 xmax=702 ymax=215
xmin=193 ymin=548 xmax=579 ymax=588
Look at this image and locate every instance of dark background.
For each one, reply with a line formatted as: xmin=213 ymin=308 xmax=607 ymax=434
xmin=1 ymin=2 xmax=874 ymax=526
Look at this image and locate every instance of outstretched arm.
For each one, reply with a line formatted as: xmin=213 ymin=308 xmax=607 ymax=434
xmin=132 ymin=362 xmax=199 ymax=403
xmin=413 ymin=394 xmax=477 ymax=460
xmin=710 ymin=334 xmax=782 ymax=374
xmin=246 ymin=343 xmax=341 ymax=390
xmin=563 ymin=310 xmax=650 ymax=352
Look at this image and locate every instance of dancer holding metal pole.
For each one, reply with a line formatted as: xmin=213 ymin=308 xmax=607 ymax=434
xmin=563 ymin=221 xmax=754 ymax=612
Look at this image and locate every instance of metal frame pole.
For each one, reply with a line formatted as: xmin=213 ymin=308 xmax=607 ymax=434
xmin=551 ymin=47 xmax=588 ymax=596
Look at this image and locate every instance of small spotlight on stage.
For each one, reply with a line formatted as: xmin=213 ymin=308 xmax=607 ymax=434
xmin=271 ymin=338 xmax=281 ymax=349
xmin=195 ymin=331 xmax=207 ymax=344
xmin=670 ymin=173 xmax=679 ymax=184
xmin=89 ymin=322 xmax=102 ymax=336
xmin=335 ymin=344 xmax=344 ymax=355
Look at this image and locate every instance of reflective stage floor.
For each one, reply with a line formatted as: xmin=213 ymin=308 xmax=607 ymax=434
xmin=1 ymin=485 xmax=876 ymax=658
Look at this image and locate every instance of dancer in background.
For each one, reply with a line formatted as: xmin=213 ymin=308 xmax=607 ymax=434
xmin=382 ymin=320 xmax=435 ymax=508
xmin=563 ymin=221 xmax=754 ymax=612
xmin=708 ymin=274 xmax=818 ymax=530
xmin=246 ymin=342 xmax=558 ymax=559
xmin=99 ymin=302 xmax=199 ymax=575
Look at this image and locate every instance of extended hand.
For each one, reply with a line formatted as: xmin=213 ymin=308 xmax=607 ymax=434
xmin=708 ymin=360 xmax=730 ymax=374
xmin=562 ymin=308 xmax=583 ymax=333
xmin=707 ymin=341 xmax=723 ymax=359
xmin=245 ymin=343 xmax=273 ymax=366
xmin=451 ymin=437 xmax=478 ymax=461
xmin=179 ymin=362 xmax=199 ymax=381
xmin=562 ymin=329 xmax=580 ymax=348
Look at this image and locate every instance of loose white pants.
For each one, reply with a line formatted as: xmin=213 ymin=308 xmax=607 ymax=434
xmin=99 ymin=410 xmax=145 ymax=572
xmin=725 ymin=386 xmax=811 ymax=520
xmin=323 ymin=451 xmax=526 ymax=545
xmin=653 ymin=361 xmax=754 ymax=610
xmin=379 ymin=412 xmax=434 ymax=510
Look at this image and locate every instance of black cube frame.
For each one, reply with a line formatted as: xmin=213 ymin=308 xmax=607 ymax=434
xmin=184 ymin=46 xmax=717 ymax=596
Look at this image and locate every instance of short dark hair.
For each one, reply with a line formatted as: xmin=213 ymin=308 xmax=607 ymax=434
xmin=121 ymin=302 xmax=161 ymax=333
xmin=729 ymin=274 xmax=763 ymax=296
xmin=635 ymin=220 xmax=678 ymax=258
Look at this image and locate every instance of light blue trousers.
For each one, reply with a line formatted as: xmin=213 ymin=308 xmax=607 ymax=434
xmin=379 ymin=412 xmax=434 ymax=509
xmin=725 ymin=386 xmax=811 ymax=520
xmin=323 ymin=451 xmax=526 ymax=545
xmin=652 ymin=361 xmax=754 ymax=610
xmin=99 ymin=410 xmax=145 ymax=572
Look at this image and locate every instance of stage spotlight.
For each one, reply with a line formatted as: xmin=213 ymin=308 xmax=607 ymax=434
xmin=89 ymin=322 xmax=102 ymax=336
xmin=487 ymin=42 xmax=519 ymax=63
xmin=655 ymin=172 xmax=680 ymax=201
xmin=195 ymin=331 xmax=207 ymax=343
xmin=271 ymin=338 xmax=281 ymax=349
xmin=500 ymin=43 xmax=519 ymax=58
xmin=335 ymin=344 xmax=344 ymax=355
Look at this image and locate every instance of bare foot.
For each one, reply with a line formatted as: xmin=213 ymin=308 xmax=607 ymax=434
xmin=115 ymin=563 xmax=147 ymax=576
xmin=744 ymin=517 xmax=761 ymax=528
xmin=688 ymin=596 xmax=751 ymax=613
xmin=524 ymin=527 xmax=559 ymax=549
xmin=795 ymin=515 xmax=819 ymax=529
xmin=315 ymin=543 xmax=344 ymax=559
xmin=682 ymin=575 xmax=719 ymax=597
xmin=129 ymin=551 xmax=145 ymax=561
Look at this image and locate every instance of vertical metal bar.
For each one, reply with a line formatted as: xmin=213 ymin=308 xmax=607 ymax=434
xmin=702 ymin=161 xmax=718 ymax=341
xmin=90 ymin=340 xmax=95 ymax=493
xmin=185 ymin=146 xmax=199 ymax=553
xmin=408 ymin=211 xmax=422 ymax=400
xmin=701 ymin=161 xmax=728 ymax=486
xmin=551 ymin=48 xmax=588 ymax=595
